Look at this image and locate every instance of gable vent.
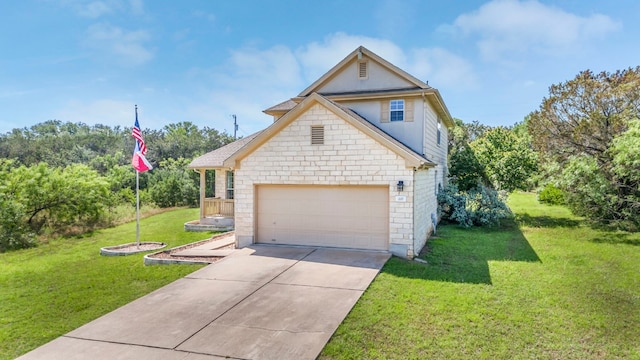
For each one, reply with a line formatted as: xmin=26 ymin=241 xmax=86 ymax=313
xmin=311 ymin=125 xmax=324 ymax=145
xmin=358 ymin=60 xmax=368 ymax=79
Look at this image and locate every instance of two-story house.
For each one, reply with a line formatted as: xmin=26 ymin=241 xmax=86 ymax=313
xmin=188 ymin=46 xmax=453 ymax=258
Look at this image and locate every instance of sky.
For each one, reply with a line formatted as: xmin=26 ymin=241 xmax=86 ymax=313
xmin=1 ymin=0 xmax=639 ymax=137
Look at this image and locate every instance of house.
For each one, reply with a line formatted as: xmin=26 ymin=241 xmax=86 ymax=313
xmin=188 ymin=46 xmax=453 ymax=258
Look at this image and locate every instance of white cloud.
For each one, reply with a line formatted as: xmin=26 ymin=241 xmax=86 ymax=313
xmin=296 ymin=33 xmax=405 ymax=82
xmin=55 ymin=99 xmax=137 ymax=127
xmin=129 ymin=0 xmax=144 ymax=15
xmin=408 ymin=48 xmax=477 ymax=89
xmin=86 ymin=22 xmax=153 ymax=65
xmin=192 ymin=10 xmax=216 ymax=22
xmin=58 ymin=0 xmax=113 ymax=18
xmin=448 ymin=0 xmax=621 ymax=60
xmin=181 ymin=34 xmax=476 ymax=134
xmin=296 ymin=33 xmax=475 ymax=90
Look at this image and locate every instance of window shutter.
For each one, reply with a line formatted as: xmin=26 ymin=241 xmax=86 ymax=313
xmin=381 ymin=101 xmax=389 ymax=123
xmin=311 ymin=125 xmax=324 ymax=145
xmin=405 ymin=99 xmax=414 ymax=122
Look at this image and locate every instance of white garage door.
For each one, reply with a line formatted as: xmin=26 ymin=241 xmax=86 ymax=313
xmin=256 ymin=185 xmax=388 ymax=250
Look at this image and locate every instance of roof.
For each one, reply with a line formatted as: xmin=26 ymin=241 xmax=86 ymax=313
xmin=188 ymin=131 xmax=261 ymax=169
xmin=329 ymin=99 xmax=435 ymax=167
xmin=264 ymin=45 xmax=454 ymax=128
xmin=298 ymin=46 xmax=432 ymax=97
xmin=263 ymin=99 xmax=297 ymax=115
xmin=223 ymin=93 xmax=435 ymax=169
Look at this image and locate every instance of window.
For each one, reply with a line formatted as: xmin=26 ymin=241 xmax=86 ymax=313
xmin=358 ymin=60 xmax=368 ymax=79
xmin=434 ymin=170 xmax=439 ymax=195
xmin=205 ymin=170 xmax=215 ymax=198
xmin=226 ymin=171 xmax=234 ymax=199
xmin=311 ymin=125 xmax=324 ymax=145
xmin=390 ymin=100 xmax=404 ymax=121
xmin=437 ymin=118 xmax=442 ymax=145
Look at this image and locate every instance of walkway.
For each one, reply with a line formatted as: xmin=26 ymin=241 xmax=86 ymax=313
xmin=18 ymin=245 xmax=390 ymax=360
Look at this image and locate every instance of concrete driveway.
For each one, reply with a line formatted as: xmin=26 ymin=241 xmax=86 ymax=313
xmin=18 ymin=245 xmax=390 ymax=360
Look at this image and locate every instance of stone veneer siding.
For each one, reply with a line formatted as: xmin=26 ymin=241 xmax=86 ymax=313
xmin=234 ymin=103 xmax=417 ymax=257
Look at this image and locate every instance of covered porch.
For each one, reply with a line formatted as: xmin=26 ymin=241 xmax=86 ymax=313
xmin=185 ymin=167 xmax=235 ymax=232
xmin=186 ymin=132 xmax=260 ymax=232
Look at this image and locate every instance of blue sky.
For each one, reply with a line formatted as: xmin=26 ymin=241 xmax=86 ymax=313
xmin=1 ymin=0 xmax=639 ymax=137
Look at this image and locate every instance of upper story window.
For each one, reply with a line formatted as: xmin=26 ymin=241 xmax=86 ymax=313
xmin=437 ymin=118 xmax=442 ymax=145
xmin=390 ymin=100 xmax=404 ymax=122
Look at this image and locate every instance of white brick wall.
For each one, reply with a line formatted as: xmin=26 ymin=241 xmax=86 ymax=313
xmin=234 ymin=103 xmax=415 ymax=255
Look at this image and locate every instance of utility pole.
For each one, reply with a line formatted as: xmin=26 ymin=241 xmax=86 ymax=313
xmin=232 ymin=114 xmax=238 ymax=140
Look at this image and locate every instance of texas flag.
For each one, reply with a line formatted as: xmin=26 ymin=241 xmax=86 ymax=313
xmin=131 ymin=107 xmax=153 ymax=173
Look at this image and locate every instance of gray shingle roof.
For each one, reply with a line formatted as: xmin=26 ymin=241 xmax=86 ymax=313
xmin=263 ymin=99 xmax=297 ymax=114
xmin=188 ymin=131 xmax=261 ymax=169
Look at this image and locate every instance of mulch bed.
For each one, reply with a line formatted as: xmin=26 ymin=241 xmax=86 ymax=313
xmin=145 ymin=233 xmax=235 ymax=264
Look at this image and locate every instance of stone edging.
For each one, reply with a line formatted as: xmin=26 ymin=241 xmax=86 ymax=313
xmin=100 ymin=242 xmax=166 ymax=256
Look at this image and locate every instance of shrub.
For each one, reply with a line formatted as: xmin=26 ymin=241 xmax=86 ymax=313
xmin=538 ymin=183 xmax=565 ymax=205
xmin=0 ymin=194 xmax=36 ymax=252
xmin=438 ymin=183 xmax=512 ymax=227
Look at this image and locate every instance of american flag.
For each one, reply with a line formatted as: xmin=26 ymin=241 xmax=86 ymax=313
xmin=132 ymin=113 xmax=147 ymax=155
xmin=131 ymin=105 xmax=152 ymax=172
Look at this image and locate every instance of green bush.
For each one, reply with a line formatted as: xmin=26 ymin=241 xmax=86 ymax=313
xmin=438 ymin=183 xmax=512 ymax=227
xmin=0 ymin=194 xmax=36 ymax=252
xmin=538 ymin=183 xmax=565 ymax=205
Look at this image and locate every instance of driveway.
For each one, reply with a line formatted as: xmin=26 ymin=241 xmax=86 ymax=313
xmin=18 ymin=245 xmax=390 ymax=360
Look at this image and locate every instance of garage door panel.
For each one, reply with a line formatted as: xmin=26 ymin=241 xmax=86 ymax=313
xmin=256 ymin=185 xmax=388 ymax=250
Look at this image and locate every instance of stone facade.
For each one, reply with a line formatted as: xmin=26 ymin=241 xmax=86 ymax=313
xmin=234 ymin=103 xmax=418 ymax=257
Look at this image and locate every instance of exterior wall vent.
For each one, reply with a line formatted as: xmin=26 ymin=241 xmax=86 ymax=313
xmin=358 ymin=60 xmax=368 ymax=79
xmin=311 ymin=125 xmax=324 ymax=145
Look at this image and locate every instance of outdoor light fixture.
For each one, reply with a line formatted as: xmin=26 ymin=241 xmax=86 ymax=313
xmin=397 ymin=180 xmax=404 ymax=192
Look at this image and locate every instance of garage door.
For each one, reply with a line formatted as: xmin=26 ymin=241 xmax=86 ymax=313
xmin=256 ymin=185 xmax=388 ymax=250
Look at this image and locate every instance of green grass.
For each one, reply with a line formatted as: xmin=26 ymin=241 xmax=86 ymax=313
xmin=0 ymin=208 xmax=210 ymax=359
xmin=321 ymin=192 xmax=640 ymax=359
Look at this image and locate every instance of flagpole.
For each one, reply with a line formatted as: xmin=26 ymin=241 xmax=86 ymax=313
xmin=136 ymin=169 xmax=140 ymax=248
xmin=135 ymin=104 xmax=140 ymax=249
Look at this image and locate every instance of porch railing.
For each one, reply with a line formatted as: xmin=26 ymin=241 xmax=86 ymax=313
xmin=203 ymin=198 xmax=234 ymax=217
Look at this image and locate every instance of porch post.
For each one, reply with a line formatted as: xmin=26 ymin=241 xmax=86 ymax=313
xmin=199 ymin=169 xmax=206 ymax=220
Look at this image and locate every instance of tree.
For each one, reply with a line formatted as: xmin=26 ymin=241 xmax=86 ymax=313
xmin=3 ymin=163 xmax=111 ymax=235
xmin=528 ymin=68 xmax=640 ymax=166
xmin=448 ymin=118 xmax=489 ymax=191
xmin=528 ymin=68 xmax=640 ymax=229
xmin=470 ymin=127 xmax=538 ymax=192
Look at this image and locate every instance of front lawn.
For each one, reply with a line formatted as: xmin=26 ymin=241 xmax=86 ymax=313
xmin=0 ymin=208 xmax=209 ymax=360
xmin=321 ymin=192 xmax=639 ymax=359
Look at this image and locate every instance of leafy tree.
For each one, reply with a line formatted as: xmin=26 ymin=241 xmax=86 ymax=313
xmin=148 ymin=158 xmax=199 ymax=207
xmin=3 ymin=163 xmax=111 ymax=234
xmin=447 ymin=118 xmax=489 ymax=191
xmin=528 ymin=68 xmax=640 ymax=165
xmin=528 ymin=68 xmax=640 ymax=228
xmin=470 ymin=127 xmax=538 ymax=192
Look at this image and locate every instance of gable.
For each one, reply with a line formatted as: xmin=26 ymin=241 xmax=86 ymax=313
xmin=314 ymin=57 xmax=419 ymax=95
xmin=224 ymin=93 xmax=433 ymax=169
xmin=298 ymin=46 xmax=430 ymax=97
xmin=241 ymin=103 xmax=409 ymax=175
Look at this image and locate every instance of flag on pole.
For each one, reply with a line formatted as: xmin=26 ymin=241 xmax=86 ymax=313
xmin=131 ymin=106 xmax=153 ymax=172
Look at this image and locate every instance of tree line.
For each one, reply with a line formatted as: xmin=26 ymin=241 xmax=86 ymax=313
xmin=442 ymin=67 xmax=640 ymax=231
xmin=2 ymin=66 xmax=639 ymax=251
xmin=0 ymin=121 xmax=234 ymax=252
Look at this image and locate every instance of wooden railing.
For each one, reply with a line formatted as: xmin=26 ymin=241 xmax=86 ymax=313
xmin=203 ymin=198 xmax=234 ymax=217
